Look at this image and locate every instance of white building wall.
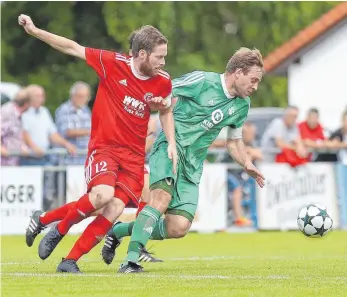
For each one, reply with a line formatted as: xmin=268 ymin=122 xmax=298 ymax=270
xmin=288 ymin=23 xmax=347 ymax=132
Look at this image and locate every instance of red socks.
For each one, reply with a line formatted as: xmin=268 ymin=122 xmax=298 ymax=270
xmin=39 ymin=202 xmax=77 ymax=225
xmin=65 ymin=215 xmax=112 ymax=261
xmin=57 ymin=194 xmax=95 ymax=235
xmin=136 ymin=201 xmax=147 ymax=218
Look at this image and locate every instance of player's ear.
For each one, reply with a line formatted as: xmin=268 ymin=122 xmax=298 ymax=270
xmin=235 ymin=68 xmax=243 ymax=79
xmin=138 ymin=49 xmax=147 ymax=61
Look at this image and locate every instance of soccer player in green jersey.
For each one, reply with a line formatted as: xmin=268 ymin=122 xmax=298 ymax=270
xmin=104 ymin=47 xmax=266 ymax=273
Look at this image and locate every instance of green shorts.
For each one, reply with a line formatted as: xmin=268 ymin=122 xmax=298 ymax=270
xmin=149 ymin=142 xmax=199 ymax=222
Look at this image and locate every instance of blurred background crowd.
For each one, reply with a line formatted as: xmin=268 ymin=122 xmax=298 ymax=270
xmin=1 ymin=2 xmax=347 ymax=228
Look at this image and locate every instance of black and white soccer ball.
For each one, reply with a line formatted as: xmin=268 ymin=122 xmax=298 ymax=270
xmin=297 ymin=204 xmax=333 ymax=238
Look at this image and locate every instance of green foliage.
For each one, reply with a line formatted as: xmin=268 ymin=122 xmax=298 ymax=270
xmin=1 ymin=2 xmax=339 ymax=112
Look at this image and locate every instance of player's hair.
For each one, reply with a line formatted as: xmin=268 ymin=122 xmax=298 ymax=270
xmin=131 ymin=25 xmax=168 ymax=58
xmin=128 ymin=30 xmax=139 ymax=49
xmin=308 ymin=108 xmax=319 ymax=115
xmin=226 ymin=47 xmax=264 ymax=74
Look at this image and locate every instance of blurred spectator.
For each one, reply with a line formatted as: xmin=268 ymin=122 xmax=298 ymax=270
xmin=240 ymin=122 xmax=263 ymax=162
xmin=21 ymin=85 xmax=76 ymax=166
xmin=227 ymin=174 xmax=252 ymax=227
xmin=298 ymin=108 xmax=335 ymax=161
xmin=329 ymin=110 xmax=347 ymax=164
xmin=55 ymin=81 xmax=91 ymax=165
xmin=261 ymin=106 xmax=308 ymax=166
xmin=1 ymin=88 xmax=31 ymax=165
xmin=210 ymin=122 xmax=263 ymax=163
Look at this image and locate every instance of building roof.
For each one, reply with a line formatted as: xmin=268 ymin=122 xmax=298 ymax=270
xmin=264 ymin=3 xmax=347 ymax=75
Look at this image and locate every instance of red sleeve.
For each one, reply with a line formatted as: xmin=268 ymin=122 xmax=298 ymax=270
xmin=161 ymin=79 xmax=172 ymax=99
xmin=85 ymin=48 xmax=116 ymax=79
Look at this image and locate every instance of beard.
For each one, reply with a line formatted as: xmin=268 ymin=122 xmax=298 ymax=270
xmin=139 ymin=58 xmax=156 ymax=77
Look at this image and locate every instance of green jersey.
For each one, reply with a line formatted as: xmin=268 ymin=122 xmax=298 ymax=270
xmin=152 ymin=71 xmax=250 ymax=184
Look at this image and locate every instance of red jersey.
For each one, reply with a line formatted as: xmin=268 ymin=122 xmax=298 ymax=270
xmin=298 ymin=121 xmax=325 ymax=141
xmin=85 ymin=47 xmax=172 ymax=157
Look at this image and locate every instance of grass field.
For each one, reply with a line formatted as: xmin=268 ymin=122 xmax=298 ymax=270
xmin=1 ymin=231 xmax=347 ymax=297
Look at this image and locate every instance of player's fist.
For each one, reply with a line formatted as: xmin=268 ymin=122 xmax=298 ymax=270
xmin=18 ymin=14 xmax=37 ymax=35
xmin=149 ymin=96 xmax=170 ymax=111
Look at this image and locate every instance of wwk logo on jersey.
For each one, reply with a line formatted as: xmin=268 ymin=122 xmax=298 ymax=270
xmin=123 ymin=96 xmax=146 ymax=118
xmin=201 ymin=109 xmax=224 ymax=131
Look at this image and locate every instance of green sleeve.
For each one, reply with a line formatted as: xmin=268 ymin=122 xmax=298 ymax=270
xmin=172 ymin=71 xmax=205 ymax=99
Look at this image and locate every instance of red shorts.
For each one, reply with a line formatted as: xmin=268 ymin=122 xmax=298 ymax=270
xmin=84 ymin=148 xmax=144 ymax=208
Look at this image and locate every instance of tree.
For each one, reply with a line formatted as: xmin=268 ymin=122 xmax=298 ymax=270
xmin=1 ymin=2 xmax=339 ymax=112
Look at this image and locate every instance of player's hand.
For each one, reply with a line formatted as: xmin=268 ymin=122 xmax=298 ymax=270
xmin=18 ymin=14 xmax=38 ymax=35
xmin=149 ymin=96 xmax=168 ymax=111
xmin=244 ymin=161 xmax=265 ymax=188
xmin=167 ymin=142 xmax=178 ymax=174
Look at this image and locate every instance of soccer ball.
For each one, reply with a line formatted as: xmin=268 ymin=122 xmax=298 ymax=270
xmin=297 ymin=204 xmax=333 ymax=237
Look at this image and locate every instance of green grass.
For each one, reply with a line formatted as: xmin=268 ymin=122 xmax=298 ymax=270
xmin=1 ymin=231 xmax=347 ymax=297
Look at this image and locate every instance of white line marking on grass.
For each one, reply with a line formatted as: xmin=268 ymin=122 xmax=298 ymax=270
xmin=0 ymin=272 xmax=289 ymax=280
xmin=1 ymin=273 xmax=346 ymax=281
xmin=1 ymin=255 xmax=346 ymax=266
xmin=0 ymin=261 xmax=42 ymax=266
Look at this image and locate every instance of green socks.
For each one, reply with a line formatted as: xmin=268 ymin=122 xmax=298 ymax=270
xmin=127 ymin=206 xmax=161 ymax=263
xmin=112 ymin=221 xmax=135 ymax=240
xmin=150 ymin=218 xmax=168 ymax=240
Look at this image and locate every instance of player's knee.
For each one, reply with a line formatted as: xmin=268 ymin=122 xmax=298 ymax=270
xmin=89 ymin=185 xmax=114 ymax=208
xmin=149 ymin=189 xmax=171 ymax=213
xmin=102 ymin=198 xmax=125 ymax=222
xmin=166 ymin=215 xmax=191 ymax=238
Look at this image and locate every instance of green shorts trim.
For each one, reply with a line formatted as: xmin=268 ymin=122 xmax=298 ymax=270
xmin=149 ymin=178 xmax=174 ymax=196
xmin=166 ymin=209 xmax=194 ymax=222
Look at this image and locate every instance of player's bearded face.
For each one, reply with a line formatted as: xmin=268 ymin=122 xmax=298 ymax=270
xmin=235 ymin=66 xmax=262 ymax=98
xmin=139 ymin=44 xmax=167 ymax=77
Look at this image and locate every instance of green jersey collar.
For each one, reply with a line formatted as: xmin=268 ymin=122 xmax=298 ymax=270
xmin=220 ymin=73 xmax=234 ymax=99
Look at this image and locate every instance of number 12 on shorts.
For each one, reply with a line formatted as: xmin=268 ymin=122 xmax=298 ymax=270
xmin=85 ymin=160 xmax=108 ymax=184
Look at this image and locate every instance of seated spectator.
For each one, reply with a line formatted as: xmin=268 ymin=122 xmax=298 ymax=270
xmin=240 ymin=122 xmax=263 ymax=162
xmin=1 ymin=88 xmax=31 ymax=166
xmin=261 ymin=106 xmax=308 ymax=166
xmin=21 ymin=84 xmax=76 ymax=166
xmin=329 ymin=110 xmax=347 ymax=164
xmin=227 ymin=173 xmax=252 ymax=227
xmin=210 ymin=122 xmax=263 ymax=163
xmin=55 ymin=81 xmax=92 ymax=165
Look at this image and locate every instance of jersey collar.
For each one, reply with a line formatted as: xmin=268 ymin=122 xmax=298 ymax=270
xmin=130 ymin=58 xmax=150 ymax=80
xmin=220 ymin=74 xmax=234 ymax=99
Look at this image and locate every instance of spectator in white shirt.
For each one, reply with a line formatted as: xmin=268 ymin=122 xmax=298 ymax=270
xmin=261 ymin=106 xmax=307 ymax=162
xmin=21 ymin=84 xmax=76 ymax=165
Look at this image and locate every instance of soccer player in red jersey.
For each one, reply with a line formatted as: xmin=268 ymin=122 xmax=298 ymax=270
xmin=24 ymin=29 xmax=163 ymax=263
xmin=19 ymin=14 xmax=177 ymax=273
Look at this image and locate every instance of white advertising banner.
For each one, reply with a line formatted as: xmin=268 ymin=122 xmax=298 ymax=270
xmin=66 ymin=164 xmax=228 ymax=234
xmin=66 ymin=166 xmax=137 ymax=234
xmin=257 ymin=163 xmax=339 ymax=230
xmin=191 ymin=164 xmax=228 ymax=232
xmin=1 ymin=167 xmax=43 ymax=235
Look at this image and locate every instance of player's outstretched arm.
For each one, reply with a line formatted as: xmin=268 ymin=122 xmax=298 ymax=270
xmin=226 ymin=138 xmax=265 ymax=188
xmin=18 ymin=14 xmax=86 ymax=60
xmin=159 ymin=105 xmax=177 ymax=174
